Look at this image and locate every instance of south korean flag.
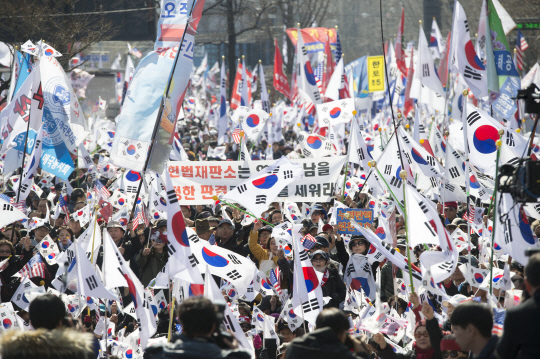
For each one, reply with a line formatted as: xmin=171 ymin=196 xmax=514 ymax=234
xmin=316 ymin=98 xmax=356 ymax=128
xmin=114 ymin=136 xmax=149 ymax=168
xmin=221 ymin=156 xmax=303 ymax=218
xmin=234 ymin=107 xmax=270 ymax=142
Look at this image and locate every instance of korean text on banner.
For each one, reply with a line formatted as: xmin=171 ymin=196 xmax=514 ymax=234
xmin=367 ymin=56 xmax=385 ymax=92
xmin=336 ymin=208 xmax=374 ymax=235
xmin=168 ymin=157 xmax=346 ymax=204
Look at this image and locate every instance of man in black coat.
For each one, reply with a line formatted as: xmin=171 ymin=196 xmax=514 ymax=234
xmin=496 ymin=253 xmax=540 ymax=359
xmin=285 ymin=308 xmax=371 ymax=359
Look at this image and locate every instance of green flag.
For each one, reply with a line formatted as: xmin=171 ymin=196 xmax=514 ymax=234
xmin=488 ymin=0 xmax=519 ymax=88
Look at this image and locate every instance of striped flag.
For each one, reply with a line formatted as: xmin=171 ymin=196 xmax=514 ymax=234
xmin=516 ymin=30 xmax=528 ymax=70
xmin=16 ymin=253 xmax=46 ymax=279
xmin=133 ymin=205 xmax=143 ymax=230
xmin=59 ymin=186 xmax=70 ymax=224
xmin=268 ymin=267 xmax=282 ymax=296
xmin=232 ymin=124 xmax=243 ymax=144
xmin=94 ymin=180 xmax=111 ymax=200
xmin=492 ymin=308 xmax=506 ymax=335
xmin=301 ymin=234 xmax=317 ymax=250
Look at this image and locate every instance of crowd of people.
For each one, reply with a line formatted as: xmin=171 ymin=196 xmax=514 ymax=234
xmin=0 ymin=114 xmax=538 ymax=359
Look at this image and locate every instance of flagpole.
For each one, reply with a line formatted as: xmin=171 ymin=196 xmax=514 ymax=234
xmin=369 ymin=161 xmax=404 ymax=213
xmin=167 ymin=297 xmax=176 ymax=342
xmin=341 ymin=161 xmax=349 ymax=202
xmin=90 ymin=205 xmax=99 ymax=267
xmin=212 ymin=196 xmax=274 ymax=227
xmin=462 ymin=90 xmax=473 ymax=282
xmin=129 ymin=0 xmax=198 ymax=219
xmin=399 ymin=170 xmax=415 ymax=294
xmin=489 ymin=134 xmax=503 ymax=296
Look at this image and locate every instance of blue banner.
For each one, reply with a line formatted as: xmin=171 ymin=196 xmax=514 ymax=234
xmin=336 ymin=208 xmax=374 ymax=235
xmin=40 ymin=106 xmax=74 ymax=180
xmin=492 ymin=77 xmax=519 ymax=118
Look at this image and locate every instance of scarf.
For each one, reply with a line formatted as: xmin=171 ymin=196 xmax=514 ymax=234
xmin=320 ymin=268 xmax=330 ymax=287
xmin=412 ymin=342 xmax=435 ymax=359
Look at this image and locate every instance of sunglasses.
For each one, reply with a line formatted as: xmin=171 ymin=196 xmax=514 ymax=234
xmin=351 ymin=241 xmax=366 ymax=247
xmin=444 ymin=208 xmax=456 ymax=211
xmin=443 ymin=351 xmax=466 ymax=358
xmin=414 ymin=331 xmax=429 ymax=338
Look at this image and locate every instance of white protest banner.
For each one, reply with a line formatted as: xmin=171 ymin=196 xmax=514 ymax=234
xmin=168 ymin=156 xmax=346 ymax=204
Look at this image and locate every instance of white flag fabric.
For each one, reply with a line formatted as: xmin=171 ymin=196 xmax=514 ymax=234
xmin=325 ymin=57 xmax=345 ymax=101
xmin=348 ymin=118 xmax=373 ymax=171
xmin=296 ymin=29 xmax=322 ymax=105
xmin=398 ymin=127 xmax=443 ymax=178
xmin=12 ymin=125 xmax=43 ymax=202
xmin=343 ymin=254 xmax=377 ymax=301
xmin=221 ymin=156 xmax=303 ymax=218
xmin=11 ymin=278 xmax=45 ymax=311
xmin=235 ymin=107 xmax=270 ymax=141
xmin=316 ymin=98 xmax=355 ymax=128
xmin=75 ymin=240 xmax=118 ymax=301
xmin=451 ymin=1 xmax=488 ymax=99
xmin=36 ymin=235 xmax=60 ymax=265
xmin=411 ymin=25 xmax=444 ymax=97
xmin=164 ymin=169 xmax=204 ymax=284
xmin=0 ymin=198 xmax=27 ymax=228
xmin=299 ymin=132 xmax=333 ymax=158
xmin=495 ymin=193 xmax=537 ymax=266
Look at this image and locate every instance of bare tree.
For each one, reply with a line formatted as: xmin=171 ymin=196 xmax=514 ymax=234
xmin=0 ymin=0 xmax=120 ymax=104
xmin=200 ymin=0 xmax=274 ymax=96
xmin=275 ymin=0 xmax=331 ymax=75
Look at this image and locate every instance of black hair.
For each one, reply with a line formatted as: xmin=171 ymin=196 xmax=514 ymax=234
xmin=177 ymin=297 xmax=216 ymax=337
xmin=315 ymin=308 xmax=349 ymax=337
xmin=449 ymin=301 xmax=493 ymax=338
xmin=525 ymin=253 xmax=540 ymax=287
xmin=29 ymin=294 xmax=66 ymax=330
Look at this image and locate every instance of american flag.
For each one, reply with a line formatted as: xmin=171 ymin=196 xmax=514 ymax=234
xmin=492 ymin=308 xmax=506 ymax=335
xmin=232 ymin=124 xmax=243 ymax=144
xmin=94 ymin=180 xmax=111 ymax=200
xmin=301 ymin=234 xmax=317 ymax=250
xmin=268 ymin=267 xmax=282 ymax=296
xmin=516 ymin=30 xmax=528 ymax=70
xmin=133 ymin=205 xmax=144 ymax=230
xmin=142 ymin=204 xmax=150 ymax=227
xmin=17 ymin=253 xmax=46 ymax=279
xmin=59 ymin=188 xmax=70 ymax=224
xmin=130 ymin=47 xmax=142 ymax=58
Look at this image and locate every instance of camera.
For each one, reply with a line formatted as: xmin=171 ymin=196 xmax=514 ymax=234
xmin=211 ymin=303 xmax=235 ymax=349
xmin=498 ymin=157 xmax=540 ymax=203
xmin=515 ymin=84 xmax=540 ymax=114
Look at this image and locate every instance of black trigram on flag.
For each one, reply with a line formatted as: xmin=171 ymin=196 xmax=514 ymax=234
xmin=422 ymin=63 xmax=430 ymax=77
xmin=299 ymin=249 xmax=309 ymax=261
xmin=390 ymin=176 xmax=402 ymax=188
xmin=357 ymin=148 xmax=365 ymax=160
xmin=467 ymin=111 xmax=481 ymax=127
xmin=283 ymin=170 xmax=293 ymax=179
xmin=506 ymin=132 xmax=515 ymax=147
xmin=255 ymin=195 xmax=267 ymax=204
xmin=464 ymin=65 xmax=481 ymax=81
xmin=302 ymin=298 xmax=320 ymax=313
xmin=167 ymin=190 xmax=178 ymax=204
xmin=237 ymin=184 xmax=247 ymax=194
xmin=384 ymin=165 xmax=392 ymax=175
xmin=226 ymin=270 xmax=242 ymax=280
xmin=85 ymin=275 xmax=98 ymax=290
xmin=449 ymin=166 xmax=460 ymax=179
xmin=418 ymin=201 xmax=428 ymax=214
xmin=3 ymin=204 xmax=13 ymax=211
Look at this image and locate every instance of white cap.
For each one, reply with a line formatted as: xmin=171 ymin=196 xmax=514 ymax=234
xmin=442 ymin=294 xmax=468 ymax=308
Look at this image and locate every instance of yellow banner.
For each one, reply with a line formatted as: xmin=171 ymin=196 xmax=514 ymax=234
xmin=367 ymin=56 xmax=385 ymax=92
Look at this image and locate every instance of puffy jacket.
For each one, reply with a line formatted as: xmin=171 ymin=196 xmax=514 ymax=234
xmin=321 ymin=262 xmax=346 ymax=308
xmin=136 ymin=249 xmax=168 ymax=287
xmin=285 ymin=327 xmax=368 ymax=359
xmin=145 ymin=333 xmax=251 ymax=359
xmin=248 ymin=231 xmax=279 ymax=267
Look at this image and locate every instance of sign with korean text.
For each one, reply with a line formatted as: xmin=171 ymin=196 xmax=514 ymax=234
xmin=168 ymin=157 xmax=346 ymax=204
xmin=336 ymin=208 xmax=374 ymax=235
xmin=285 ymin=27 xmax=337 ymax=53
xmin=367 ymin=56 xmax=385 ymax=92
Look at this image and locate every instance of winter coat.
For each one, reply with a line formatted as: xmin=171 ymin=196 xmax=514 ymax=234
xmin=248 ymin=231 xmax=279 ymax=267
xmin=321 ymin=262 xmax=346 ymax=308
xmin=146 ymin=333 xmax=251 ymax=359
xmin=285 ymin=327 xmax=367 ymax=359
xmin=0 ymin=329 xmax=96 ymax=359
xmin=136 ymin=249 xmax=168 ymax=287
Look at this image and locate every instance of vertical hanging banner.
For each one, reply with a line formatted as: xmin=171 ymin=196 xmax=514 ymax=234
xmin=155 ymin=0 xmax=194 ymax=51
xmin=367 ymin=56 xmax=385 ymax=92
xmin=111 ymin=0 xmax=206 ymax=173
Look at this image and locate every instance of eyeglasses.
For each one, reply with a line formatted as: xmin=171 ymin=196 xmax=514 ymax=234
xmin=414 ymin=331 xmax=429 ymax=338
xmin=0 ymin=250 xmax=11 ymax=255
xmin=443 ymin=351 xmax=466 ymax=358
xmin=351 ymin=241 xmax=366 ymax=247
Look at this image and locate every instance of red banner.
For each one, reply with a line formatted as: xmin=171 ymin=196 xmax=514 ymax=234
xmin=285 ymin=27 xmax=337 ymax=53
xmin=273 ymin=38 xmax=291 ymax=100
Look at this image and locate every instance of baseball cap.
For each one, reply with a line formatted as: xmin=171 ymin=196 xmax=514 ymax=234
xmin=258 ymin=225 xmax=273 ymax=234
xmin=218 ymin=219 xmax=233 ymax=227
xmin=314 ymin=236 xmax=329 ymax=248
xmin=442 ymin=294 xmax=468 ymax=308
xmin=309 ymin=249 xmax=329 ymax=261
xmin=156 ymin=220 xmax=167 ymax=229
